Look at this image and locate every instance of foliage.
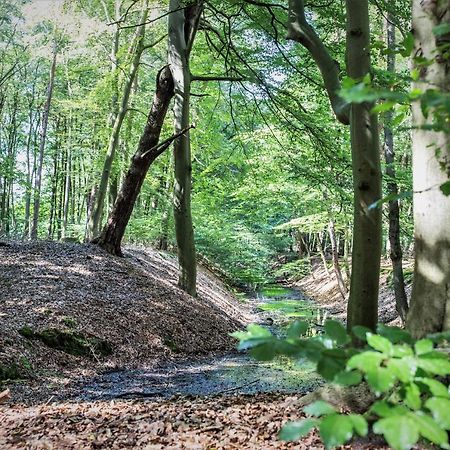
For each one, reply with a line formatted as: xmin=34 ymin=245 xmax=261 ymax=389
xmin=233 ymin=322 xmax=450 ymax=449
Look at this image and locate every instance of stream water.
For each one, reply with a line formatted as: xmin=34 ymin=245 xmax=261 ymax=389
xmin=76 ymin=286 xmax=322 ymax=401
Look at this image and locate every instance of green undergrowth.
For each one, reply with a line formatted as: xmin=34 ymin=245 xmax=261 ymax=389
xmin=19 ymin=326 xmax=112 ymax=358
xmin=234 ymin=322 xmax=450 ymax=450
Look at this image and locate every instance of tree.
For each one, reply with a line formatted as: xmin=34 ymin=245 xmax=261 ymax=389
xmin=87 ymin=0 xmax=149 ymax=239
xmin=407 ymin=0 xmax=450 ymax=336
xmin=383 ymin=14 xmax=409 ymax=323
xmin=30 ymin=40 xmax=58 ymax=239
xmin=288 ymin=0 xmax=382 ymax=331
xmin=93 ymin=66 xmax=175 ymax=255
xmin=168 ymin=0 xmax=203 ymax=296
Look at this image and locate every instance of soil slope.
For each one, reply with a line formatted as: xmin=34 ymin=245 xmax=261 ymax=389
xmin=0 ymin=241 xmax=251 ymax=380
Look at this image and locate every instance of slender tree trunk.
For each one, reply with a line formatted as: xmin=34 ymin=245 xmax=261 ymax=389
xmin=329 ymin=219 xmax=347 ymax=299
xmin=87 ymin=2 xmax=149 ymax=239
xmin=94 ymin=66 xmax=175 ymax=255
xmin=168 ymin=0 xmax=202 ymax=296
xmin=384 ymin=16 xmax=409 ymax=322
xmin=317 ymin=231 xmax=330 ymax=276
xmin=345 ymin=0 xmax=382 ymax=332
xmin=30 ymin=43 xmax=57 ymax=239
xmin=407 ymin=1 xmax=450 ymax=336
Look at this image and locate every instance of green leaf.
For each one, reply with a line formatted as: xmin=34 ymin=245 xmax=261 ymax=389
xmin=304 ymin=400 xmax=336 ymax=417
xmin=287 ymin=320 xmax=309 ymax=339
xmin=347 ymin=351 xmax=385 ymax=372
xmin=376 ymin=324 xmax=413 ymax=344
xmin=387 ymin=357 xmax=416 ymax=383
xmin=365 ymin=367 xmax=396 ymax=395
xmin=440 ymin=180 xmax=450 ymax=196
xmin=324 ymin=320 xmax=349 ymax=345
xmin=367 ymin=333 xmax=394 ymax=355
xmin=410 ymin=412 xmax=449 ymax=448
xmin=368 ymin=191 xmax=412 ymax=210
xmin=433 ymin=23 xmax=450 ymax=36
xmin=404 ymin=383 xmax=421 ymax=410
xmin=371 ymin=101 xmax=396 ymax=114
xmin=426 ymin=330 xmax=450 ymax=344
xmin=333 ymin=370 xmax=362 ymax=386
xmin=425 ymin=397 xmax=450 ymax=429
xmin=392 ymin=344 xmax=414 ymax=358
xmin=400 ymin=32 xmax=414 ymax=57
xmin=415 ymin=377 xmax=449 ymax=398
xmin=317 ymin=350 xmax=347 ymax=381
xmin=352 ymin=325 xmax=371 ymax=342
xmin=415 ymin=339 xmax=433 ymax=355
xmin=319 ymin=414 xmax=354 ymax=450
xmin=417 ymin=353 xmax=450 ymax=375
xmin=249 ymin=343 xmax=276 ymax=361
xmin=373 ymin=415 xmax=419 ymax=450
xmin=370 ymin=400 xmax=407 ymax=418
xmin=279 ymin=419 xmax=317 ymax=441
xmin=348 ymin=414 xmax=368 ymax=437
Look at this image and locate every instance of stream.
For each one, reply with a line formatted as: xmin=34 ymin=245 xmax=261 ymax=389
xmin=75 ymin=286 xmax=322 ymax=401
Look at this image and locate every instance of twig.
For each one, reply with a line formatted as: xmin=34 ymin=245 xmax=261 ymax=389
xmin=212 ymin=379 xmax=259 ymax=395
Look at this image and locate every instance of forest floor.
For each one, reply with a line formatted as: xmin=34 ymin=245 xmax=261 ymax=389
xmin=0 ymin=242 xmax=402 ymax=449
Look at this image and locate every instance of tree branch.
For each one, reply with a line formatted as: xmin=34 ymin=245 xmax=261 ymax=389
xmin=140 ymin=124 xmax=195 ymax=159
xmin=191 ymin=74 xmax=245 ymax=82
xmin=287 ymin=0 xmax=350 ymax=125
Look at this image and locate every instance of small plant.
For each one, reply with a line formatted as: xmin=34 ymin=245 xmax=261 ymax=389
xmin=233 ymin=321 xmax=450 ymax=450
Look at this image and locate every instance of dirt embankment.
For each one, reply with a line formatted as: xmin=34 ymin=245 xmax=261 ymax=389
xmin=0 ymin=241 xmax=251 ymax=381
xmin=295 ymin=258 xmax=412 ymax=325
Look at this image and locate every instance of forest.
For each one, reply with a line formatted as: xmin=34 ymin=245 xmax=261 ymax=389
xmin=0 ymin=0 xmax=449 ymax=448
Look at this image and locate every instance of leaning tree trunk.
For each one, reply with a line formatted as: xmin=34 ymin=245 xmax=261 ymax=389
xmin=384 ymin=15 xmax=409 ymax=323
xmin=345 ymin=0 xmax=382 ymax=332
xmin=168 ymin=0 xmax=203 ymax=296
xmin=30 ymin=43 xmax=57 ymax=239
xmin=87 ymin=2 xmax=149 ymax=239
xmin=329 ymin=219 xmax=347 ymax=300
xmin=407 ymin=1 xmax=450 ymax=337
xmin=93 ymin=66 xmax=175 ymax=255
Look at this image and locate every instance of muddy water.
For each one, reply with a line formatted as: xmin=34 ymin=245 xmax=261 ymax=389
xmin=76 ymin=286 xmax=322 ymax=401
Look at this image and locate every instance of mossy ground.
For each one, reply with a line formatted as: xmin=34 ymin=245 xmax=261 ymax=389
xmin=19 ymin=327 xmax=112 ymax=358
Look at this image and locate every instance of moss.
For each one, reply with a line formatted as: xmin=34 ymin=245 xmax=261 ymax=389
xmin=19 ymin=327 xmax=112 ymax=358
xmin=62 ymin=317 xmax=77 ymax=329
xmin=163 ymin=337 xmax=180 ymax=353
xmin=0 ymin=363 xmax=20 ymax=381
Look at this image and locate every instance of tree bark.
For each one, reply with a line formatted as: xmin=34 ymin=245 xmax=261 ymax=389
xmin=93 ymin=66 xmax=175 ymax=255
xmin=345 ymin=0 xmax=382 ymax=332
xmin=407 ymin=0 xmax=450 ymax=337
xmin=168 ymin=0 xmax=203 ymax=296
xmin=384 ymin=16 xmax=409 ymax=323
xmin=30 ymin=42 xmax=57 ymax=239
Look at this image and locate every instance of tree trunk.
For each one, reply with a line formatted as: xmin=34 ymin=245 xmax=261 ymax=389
xmin=30 ymin=43 xmax=57 ymax=239
xmin=329 ymin=219 xmax=347 ymax=299
xmin=345 ymin=0 xmax=382 ymax=332
xmin=407 ymin=1 xmax=450 ymax=336
xmin=93 ymin=66 xmax=175 ymax=255
xmin=384 ymin=16 xmax=409 ymax=323
xmin=168 ymin=0 xmax=202 ymax=296
xmin=87 ymin=2 xmax=149 ymax=239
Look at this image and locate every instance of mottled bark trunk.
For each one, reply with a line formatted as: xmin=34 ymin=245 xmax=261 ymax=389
xmin=384 ymin=16 xmax=409 ymax=322
xmin=346 ymin=0 xmax=382 ymax=332
xmin=94 ymin=66 xmax=175 ymax=255
xmin=168 ymin=0 xmax=202 ymax=296
xmin=407 ymin=0 xmax=450 ymax=336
